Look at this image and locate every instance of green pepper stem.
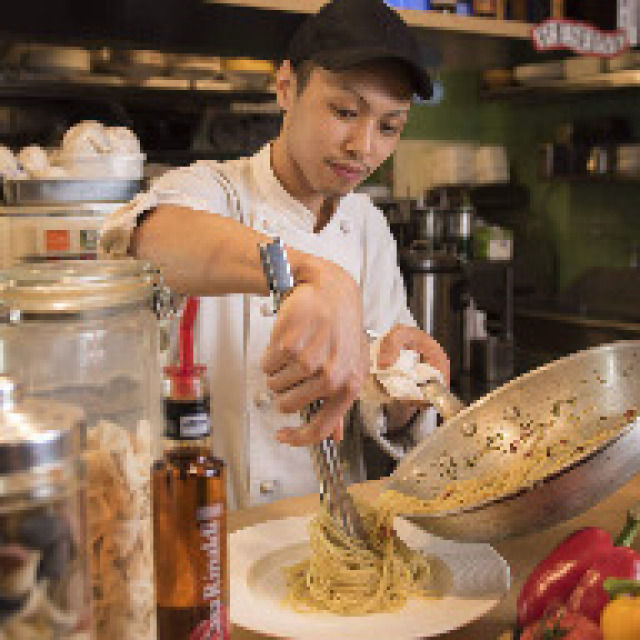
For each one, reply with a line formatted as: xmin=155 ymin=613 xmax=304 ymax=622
xmin=613 ymin=506 xmax=640 ymax=547
xmin=604 ymin=577 xmax=640 ymax=599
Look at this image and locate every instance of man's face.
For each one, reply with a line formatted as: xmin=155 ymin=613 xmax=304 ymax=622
xmin=276 ymin=61 xmax=412 ymax=199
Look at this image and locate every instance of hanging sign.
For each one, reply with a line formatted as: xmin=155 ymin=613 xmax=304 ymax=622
xmin=532 ymin=19 xmax=629 ymax=57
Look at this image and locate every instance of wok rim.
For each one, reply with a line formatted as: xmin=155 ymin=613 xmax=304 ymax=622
xmin=389 ymin=340 xmax=640 ymax=520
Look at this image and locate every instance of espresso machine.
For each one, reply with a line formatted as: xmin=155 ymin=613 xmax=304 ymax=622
xmin=399 ymin=188 xmax=514 ymax=393
xmin=400 ymin=249 xmax=469 ymax=384
xmin=399 ymin=192 xmax=474 ymax=385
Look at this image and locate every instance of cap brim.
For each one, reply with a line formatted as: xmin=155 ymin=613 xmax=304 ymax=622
xmin=309 ymin=47 xmax=432 ymax=100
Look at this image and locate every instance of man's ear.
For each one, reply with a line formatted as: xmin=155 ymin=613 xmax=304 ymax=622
xmin=275 ymin=60 xmax=296 ymax=112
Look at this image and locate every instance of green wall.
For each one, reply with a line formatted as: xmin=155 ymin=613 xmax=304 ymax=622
xmin=402 ymin=70 xmax=640 ymax=294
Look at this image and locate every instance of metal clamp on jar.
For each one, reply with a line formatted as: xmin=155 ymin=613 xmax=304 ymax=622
xmin=0 ymin=376 xmax=90 ymax=640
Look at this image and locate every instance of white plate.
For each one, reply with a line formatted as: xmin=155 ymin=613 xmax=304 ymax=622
xmin=231 ymin=515 xmax=510 ymax=640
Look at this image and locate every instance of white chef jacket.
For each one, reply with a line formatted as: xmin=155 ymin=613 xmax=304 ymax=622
xmin=100 ymin=143 xmax=418 ymax=509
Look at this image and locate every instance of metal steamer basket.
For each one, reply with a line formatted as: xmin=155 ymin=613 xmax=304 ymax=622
xmin=388 ymin=341 xmax=640 ymax=542
xmin=2 ymin=178 xmax=143 ymax=205
xmin=0 ymin=181 xmax=143 ymax=268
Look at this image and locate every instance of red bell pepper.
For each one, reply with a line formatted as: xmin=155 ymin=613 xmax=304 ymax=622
xmin=517 ymin=527 xmax=612 ymax=628
xmin=520 ymin=606 xmax=602 ymax=640
xmin=517 ymin=506 xmax=640 ymax=629
xmin=567 ymin=508 xmax=640 ymax=623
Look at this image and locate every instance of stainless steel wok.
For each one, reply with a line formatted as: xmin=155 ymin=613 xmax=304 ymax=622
xmin=387 ymin=341 xmax=640 ymax=542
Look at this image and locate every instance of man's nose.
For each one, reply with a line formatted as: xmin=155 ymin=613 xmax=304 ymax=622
xmin=344 ymin=119 xmax=375 ymax=159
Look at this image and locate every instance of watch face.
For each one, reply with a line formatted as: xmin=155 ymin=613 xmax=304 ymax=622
xmin=259 ymin=238 xmax=294 ymax=308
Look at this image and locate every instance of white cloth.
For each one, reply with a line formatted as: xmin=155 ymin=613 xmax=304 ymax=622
xmin=359 ymin=341 xmax=441 ymax=451
xmin=100 ymin=143 xmax=419 ymax=509
xmin=370 ymin=341 xmax=445 ymax=403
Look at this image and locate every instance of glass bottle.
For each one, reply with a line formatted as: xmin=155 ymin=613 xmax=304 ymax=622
xmin=152 ymin=365 xmax=228 ymax=640
xmin=430 ymin=0 xmax=458 ymax=12
xmin=473 ymin=0 xmax=506 ymax=17
xmin=551 ymin=0 xmax=564 ymax=18
xmin=507 ymin=0 xmax=528 ymax=20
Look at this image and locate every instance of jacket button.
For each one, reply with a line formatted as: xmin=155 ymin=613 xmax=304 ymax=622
xmin=260 ymin=301 xmax=274 ymax=317
xmin=339 ymin=219 xmax=351 ymax=233
xmin=259 ymin=480 xmax=277 ymax=495
xmin=261 ymin=218 xmax=279 ymax=233
xmin=254 ymin=391 xmax=271 ymax=409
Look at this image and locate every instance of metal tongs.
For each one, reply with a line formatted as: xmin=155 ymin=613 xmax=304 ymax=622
xmin=259 ymin=237 xmax=367 ymax=542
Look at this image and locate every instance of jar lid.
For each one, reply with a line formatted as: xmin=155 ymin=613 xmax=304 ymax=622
xmin=0 ymin=258 xmax=155 ymax=316
xmin=0 ymin=376 xmax=85 ymax=498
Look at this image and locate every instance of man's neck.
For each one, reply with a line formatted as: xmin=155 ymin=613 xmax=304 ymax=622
xmin=271 ymin=137 xmax=338 ymax=231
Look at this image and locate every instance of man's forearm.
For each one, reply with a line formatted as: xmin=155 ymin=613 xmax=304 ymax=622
xmin=132 ymin=203 xmax=367 ymax=446
xmin=132 ymin=204 xmax=314 ymax=296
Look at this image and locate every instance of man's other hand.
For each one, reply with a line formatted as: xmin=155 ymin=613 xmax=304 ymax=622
xmin=375 ymin=324 xmax=450 ymax=430
xmin=377 ymin=323 xmax=449 ymax=384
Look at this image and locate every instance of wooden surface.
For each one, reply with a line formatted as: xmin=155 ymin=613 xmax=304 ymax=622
xmin=206 ymin=0 xmax=532 ymax=39
xmin=229 ymin=474 xmax=640 ymax=639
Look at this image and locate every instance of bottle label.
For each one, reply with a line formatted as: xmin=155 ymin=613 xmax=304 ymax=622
xmin=179 ymin=413 xmax=210 ymax=439
xmin=199 ymin=503 xmax=225 ymax=638
xmin=164 ymin=398 xmax=211 ymax=440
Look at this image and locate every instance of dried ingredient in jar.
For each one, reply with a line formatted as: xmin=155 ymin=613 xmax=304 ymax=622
xmin=18 ymin=512 xmax=73 ymax=580
xmin=85 ymin=419 xmax=156 ymax=640
xmin=0 ymin=535 xmax=85 ymax=639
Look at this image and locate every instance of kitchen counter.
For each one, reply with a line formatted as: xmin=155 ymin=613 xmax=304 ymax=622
xmin=514 ymin=310 xmax=640 ymax=373
xmin=229 ymin=473 xmax=640 ymax=639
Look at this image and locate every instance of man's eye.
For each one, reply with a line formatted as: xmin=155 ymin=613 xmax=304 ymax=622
xmin=332 ymin=105 xmax=358 ymax=119
xmin=380 ymin=123 xmax=400 ymax=136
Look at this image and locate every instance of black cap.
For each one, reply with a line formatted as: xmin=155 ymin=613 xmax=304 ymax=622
xmin=287 ymin=0 xmax=432 ymax=100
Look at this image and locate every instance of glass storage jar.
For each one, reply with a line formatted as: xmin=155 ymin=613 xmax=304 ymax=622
xmin=0 ymin=376 xmax=90 ymax=640
xmin=0 ymin=259 xmax=164 ymax=640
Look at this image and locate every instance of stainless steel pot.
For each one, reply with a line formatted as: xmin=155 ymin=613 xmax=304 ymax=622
xmin=400 ymin=250 xmax=469 ymax=383
xmin=412 ymin=205 xmax=444 ymax=251
xmin=445 ymin=204 xmax=473 ymax=259
xmin=387 ymin=341 xmax=640 ymax=541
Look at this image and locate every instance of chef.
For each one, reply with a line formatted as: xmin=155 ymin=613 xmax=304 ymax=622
xmin=100 ymin=0 xmax=449 ymax=509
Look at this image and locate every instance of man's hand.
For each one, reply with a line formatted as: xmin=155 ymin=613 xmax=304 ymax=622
xmin=130 ymin=206 xmax=366 ymax=446
xmin=376 ymin=324 xmax=450 ymax=430
xmin=261 ymin=255 xmax=368 ymax=446
xmin=377 ymin=323 xmax=449 ymax=382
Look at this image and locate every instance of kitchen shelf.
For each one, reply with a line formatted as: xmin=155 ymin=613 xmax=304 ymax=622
xmin=0 ymin=72 xmax=276 ymax=109
xmin=205 ymin=0 xmax=535 ymax=70
xmin=0 ymin=0 xmax=537 ymax=71
xmin=539 ymin=174 xmax=640 ymax=183
xmin=482 ymin=77 xmax=640 ymax=100
xmin=481 ymin=53 xmax=640 ymax=99
xmin=207 ymin=0 xmax=532 ymax=39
